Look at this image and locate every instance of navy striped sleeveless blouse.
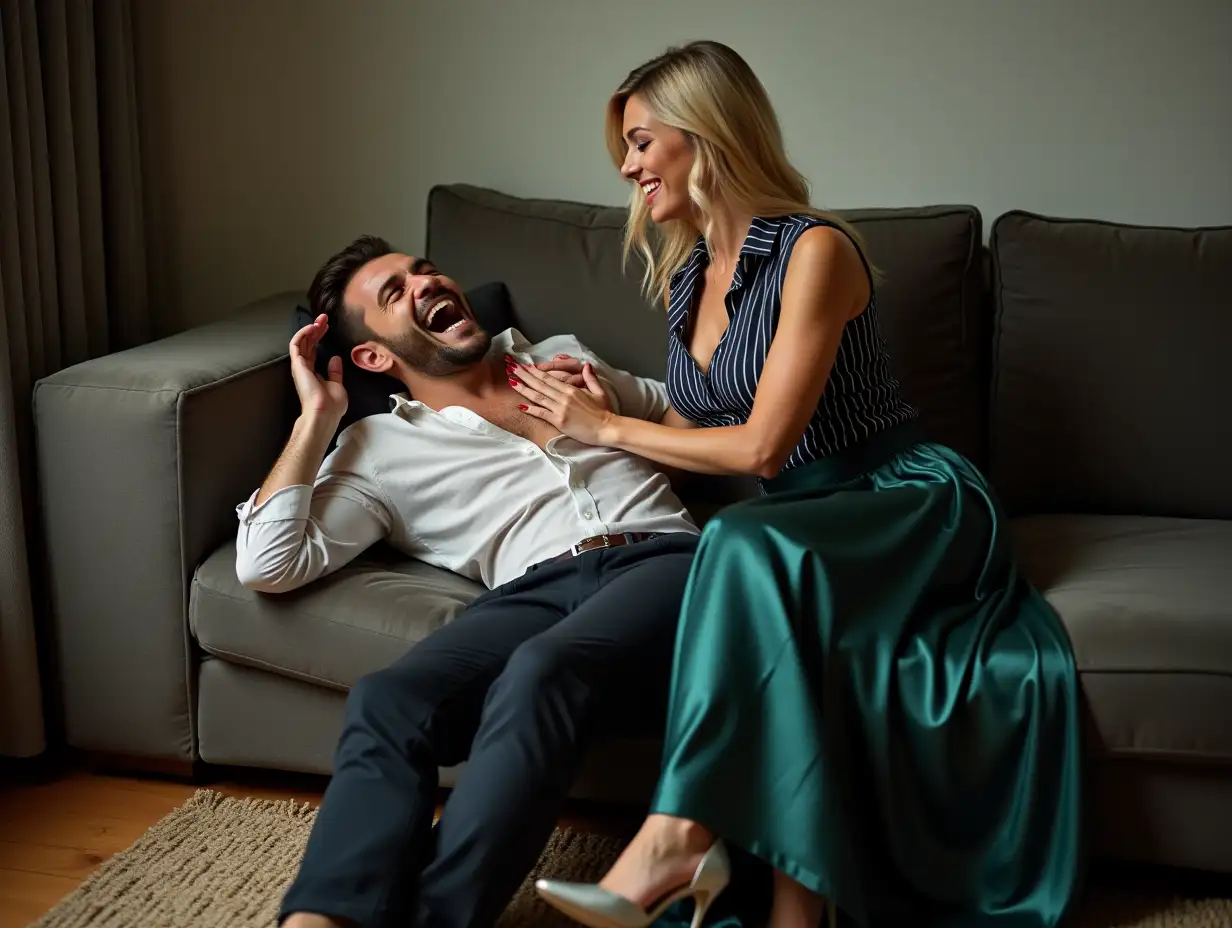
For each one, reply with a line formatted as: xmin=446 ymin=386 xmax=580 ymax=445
xmin=665 ymin=215 xmax=918 ymax=472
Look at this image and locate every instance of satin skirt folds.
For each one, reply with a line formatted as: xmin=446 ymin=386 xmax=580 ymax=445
xmin=652 ymin=422 xmax=1083 ymax=927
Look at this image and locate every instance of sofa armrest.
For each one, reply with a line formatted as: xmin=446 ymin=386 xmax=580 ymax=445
xmin=34 ymin=293 xmax=299 ymax=763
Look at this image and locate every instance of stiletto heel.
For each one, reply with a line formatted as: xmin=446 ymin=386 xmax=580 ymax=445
xmin=690 ymin=888 xmax=714 ymax=928
xmin=536 ymin=839 xmax=731 ymax=928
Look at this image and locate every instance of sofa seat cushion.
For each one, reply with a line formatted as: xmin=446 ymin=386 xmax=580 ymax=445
xmin=191 ymin=540 xmax=483 ymax=690
xmin=1012 ymin=514 xmax=1232 ymax=762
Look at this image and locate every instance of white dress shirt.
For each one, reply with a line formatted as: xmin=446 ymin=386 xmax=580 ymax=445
xmin=235 ymin=329 xmax=699 ymax=592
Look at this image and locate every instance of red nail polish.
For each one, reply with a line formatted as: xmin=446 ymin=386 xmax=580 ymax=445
xmin=506 ymin=364 xmax=516 ymax=373
xmin=509 ymin=378 xmax=519 ymax=387
xmin=518 ymin=404 xmax=528 ymax=411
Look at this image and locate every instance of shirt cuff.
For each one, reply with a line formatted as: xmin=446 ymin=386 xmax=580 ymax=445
xmin=236 ymin=485 xmax=313 ymax=524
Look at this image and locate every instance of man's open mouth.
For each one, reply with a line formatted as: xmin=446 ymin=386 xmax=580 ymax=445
xmin=420 ymin=294 xmax=467 ymax=334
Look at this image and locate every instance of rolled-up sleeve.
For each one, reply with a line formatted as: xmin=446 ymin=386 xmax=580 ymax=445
xmin=234 ymin=440 xmax=392 ymax=593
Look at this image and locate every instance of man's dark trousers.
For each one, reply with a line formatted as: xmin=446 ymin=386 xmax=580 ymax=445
xmin=279 ymin=532 xmax=699 ymax=928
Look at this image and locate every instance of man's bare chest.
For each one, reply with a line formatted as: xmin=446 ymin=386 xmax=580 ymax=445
xmin=470 ymin=389 xmax=561 ymax=450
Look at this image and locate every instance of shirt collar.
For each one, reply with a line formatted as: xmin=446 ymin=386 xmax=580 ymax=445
xmin=740 ymin=215 xmax=785 ymax=258
xmin=685 ymin=215 xmax=787 ymax=267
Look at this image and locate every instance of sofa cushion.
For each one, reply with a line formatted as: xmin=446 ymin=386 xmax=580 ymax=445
xmin=1012 ymin=514 xmax=1232 ymax=762
xmin=425 ymin=184 xmax=988 ymax=466
xmin=990 ymin=212 xmax=1232 ymax=518
xmin=426 ymin=185 xmax=651 ymax=372
xmin=191 ymin=541 xmax=483 ymax=690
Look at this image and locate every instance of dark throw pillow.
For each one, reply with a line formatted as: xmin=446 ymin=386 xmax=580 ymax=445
xmin=291 ymin=281 xmax=516 ymax=441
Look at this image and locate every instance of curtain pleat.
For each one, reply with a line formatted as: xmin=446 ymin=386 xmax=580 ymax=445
xmin=0 ymin=0 xmax=149 ymax=757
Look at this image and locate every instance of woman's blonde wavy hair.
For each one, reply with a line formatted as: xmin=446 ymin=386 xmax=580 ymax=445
xmin=606 ymin=40 xmax=871 ymax=306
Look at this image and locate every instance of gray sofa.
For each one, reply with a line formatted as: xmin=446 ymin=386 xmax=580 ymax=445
xmin=35 ymin=184 xmax=1232 ymax=873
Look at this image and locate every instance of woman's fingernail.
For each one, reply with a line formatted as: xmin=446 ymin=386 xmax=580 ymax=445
xmin=505 ymin=364 xmax=516 ymax=374
xmin=518 ymin=404 xmax=528 ymax=411
xmin=509 ymin=378 xmax=519 ymax=387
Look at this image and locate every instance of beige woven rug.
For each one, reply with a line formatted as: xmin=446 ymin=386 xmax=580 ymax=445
xmin=31 ymin=790 xmax=1232 ymax=928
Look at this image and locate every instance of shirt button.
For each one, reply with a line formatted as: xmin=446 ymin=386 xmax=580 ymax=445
xmin=582 ymin=511 xmax=593 ymax=520
xmin=524 ymin=445 xmax=536 ymax=455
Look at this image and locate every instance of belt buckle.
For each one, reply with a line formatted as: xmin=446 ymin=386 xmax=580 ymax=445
xmin=571 ymin=533 xmax=613 ymax=556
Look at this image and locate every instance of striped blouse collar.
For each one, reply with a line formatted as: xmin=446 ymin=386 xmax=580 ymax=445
xmin=738 ymin=215 xmax=786 ymax=258
xmin=675 ymin=213 xmax=788 ymax=285
xmin=669 ymin=217 xmax=788 ymax=330
xmin=682 ymin=215 xmax=787 ymax=267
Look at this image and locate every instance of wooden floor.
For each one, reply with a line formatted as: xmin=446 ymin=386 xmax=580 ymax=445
xmin=0 ymin=763 xmax=332 ymax=927
xmin=0 ymin=759 xmax=634 ymax=928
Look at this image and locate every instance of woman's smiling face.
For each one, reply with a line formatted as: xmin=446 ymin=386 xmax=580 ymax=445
xmin=618 ymin=93 xmax=695 ymax=223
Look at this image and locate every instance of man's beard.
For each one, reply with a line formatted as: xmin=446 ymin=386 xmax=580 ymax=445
xmin=381 ymin=327 xmax=493 ymax=377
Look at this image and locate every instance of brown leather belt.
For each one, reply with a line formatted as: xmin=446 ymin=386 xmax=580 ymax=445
xmin=547 ymin=532 xmax=663 ymax=564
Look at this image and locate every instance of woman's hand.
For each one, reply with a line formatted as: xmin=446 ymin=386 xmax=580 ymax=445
xmin=510 ymin=359 xmax=616 ymax=445
xmin=535 ymin=353 xmax=588 ymax=388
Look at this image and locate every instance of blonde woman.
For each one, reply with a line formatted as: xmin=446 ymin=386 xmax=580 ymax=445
xmin=517 ymin=41 xmax=1081 ymax=928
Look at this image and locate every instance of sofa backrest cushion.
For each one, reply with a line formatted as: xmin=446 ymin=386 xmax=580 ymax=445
xmin=425 ymin=184 xmax=989 ymax=466
xmin=847 ymin=206 xmax=987 ymax=466
xmin=990 ymin=211 xmax=1232 ymax=519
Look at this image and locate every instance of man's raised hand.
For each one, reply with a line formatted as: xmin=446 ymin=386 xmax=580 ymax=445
xmin=290 ymin=314 xmax=348 ymax=423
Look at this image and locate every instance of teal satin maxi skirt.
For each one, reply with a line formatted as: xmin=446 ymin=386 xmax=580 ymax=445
xmin=652 ymin=423 xmax=1082 ymax=927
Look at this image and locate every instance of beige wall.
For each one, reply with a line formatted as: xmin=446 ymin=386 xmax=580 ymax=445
xmin=136 ymin=0 xmax=1232 ymax=335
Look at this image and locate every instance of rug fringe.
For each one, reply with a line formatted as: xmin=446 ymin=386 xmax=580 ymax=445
xmin=188 ymin=788 xmax=318 ymax=820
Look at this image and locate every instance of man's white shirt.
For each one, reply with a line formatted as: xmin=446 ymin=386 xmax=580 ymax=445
xmin=235 ymin=329 xmax=699 ymax=592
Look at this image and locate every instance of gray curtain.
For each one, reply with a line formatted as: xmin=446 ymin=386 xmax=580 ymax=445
xmin=0 ymin=0 xmax=150 ymax=757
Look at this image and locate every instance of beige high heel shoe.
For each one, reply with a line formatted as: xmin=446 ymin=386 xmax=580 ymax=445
xmin=535 ymin=839 xmax=731 ymax=928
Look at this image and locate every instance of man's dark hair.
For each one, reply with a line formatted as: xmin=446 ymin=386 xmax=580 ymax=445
xmin=307 ymin=234 xmax=394 ymax=349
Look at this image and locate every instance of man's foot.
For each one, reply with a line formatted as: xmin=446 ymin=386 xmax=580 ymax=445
xmin=282 ymin=914 xmax=354 ymax=928
xmin=598 ymin=814 xmax=715 ymax=911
